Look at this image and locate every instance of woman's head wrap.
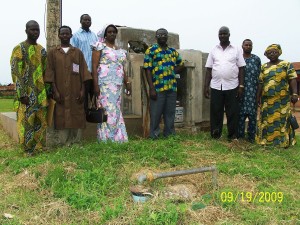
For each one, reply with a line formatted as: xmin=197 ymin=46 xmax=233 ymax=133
xmin=264 ymin=44 xmax=282 ymax=56
xmin=97 ymin=24 xmax=118 ymax=42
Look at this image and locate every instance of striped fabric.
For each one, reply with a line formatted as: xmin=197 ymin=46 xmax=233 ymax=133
xmin=256 ymin=61 xmax=297 ymax=147
xmin=143 ymin=44 xmax=183 ymax=92
xmin=71 ymin=28 xmax=98 ymax=72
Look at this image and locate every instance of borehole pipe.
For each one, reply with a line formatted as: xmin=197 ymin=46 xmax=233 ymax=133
xmin=138 ymin=165 xmax=218 ymax=188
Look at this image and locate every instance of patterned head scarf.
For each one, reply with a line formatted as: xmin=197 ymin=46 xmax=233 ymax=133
xmin=97 ymin=24 xmax=118 ymax=42
xmin=264 ymin=44 xmax=282 ymax=56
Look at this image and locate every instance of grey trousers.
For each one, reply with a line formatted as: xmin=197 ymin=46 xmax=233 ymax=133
xmin=150 ymin=90 xmax=177 ymax=139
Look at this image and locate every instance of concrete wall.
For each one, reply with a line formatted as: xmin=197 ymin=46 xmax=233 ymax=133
xmin=126 ymin=53 xmax=144 ymax=116
xmin=202 ymin=53 xmax=210 ymax=121
xmin=0 ymin=112 xmax=143 ymax=145
xmin=0 ymin=112 xmax=18 ymax=142
xmin=116 ymin=27 xmax=180 ymax=51
xmin=176 ymin=50 xmax=210 ymax=123
xmin=178 ymin=50 xmax=205 ymax=123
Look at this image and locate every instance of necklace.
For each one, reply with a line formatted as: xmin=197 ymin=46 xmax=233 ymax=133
xmin=105 ymin=42 xmax=116 ymax=49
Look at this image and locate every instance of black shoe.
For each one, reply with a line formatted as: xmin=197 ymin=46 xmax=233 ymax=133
xmin=248 ymin=138 xmax=255 ymax=143
xmin=227 ymin=134 xmax=238 ymax=142
xmin=24 ymin=150 xmax=35 ymax=157
xmin=212 ymin=130 xmax=221 ymax=139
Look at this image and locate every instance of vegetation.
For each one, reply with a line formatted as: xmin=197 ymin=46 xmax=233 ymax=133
xmin=0 ymin=99 xmax=299 ymax=224
xmin=0 ymin=98 xmax=13 ymax=112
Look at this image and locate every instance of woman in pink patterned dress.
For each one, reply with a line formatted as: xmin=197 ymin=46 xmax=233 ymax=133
xmin=92 ymin=24 xmax=131 ymax=142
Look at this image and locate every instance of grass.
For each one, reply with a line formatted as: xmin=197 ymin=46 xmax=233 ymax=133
xmin=0 ymin=98 xmax=13 ymax=112
xmin=0 ymin=98 xmax=299 ymax=224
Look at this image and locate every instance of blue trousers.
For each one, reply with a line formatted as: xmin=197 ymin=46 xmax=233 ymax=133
xmin=238 ymin=113 xmax=257 ymax=142
xmin=150 ymin=90 xmax=177 ymax=138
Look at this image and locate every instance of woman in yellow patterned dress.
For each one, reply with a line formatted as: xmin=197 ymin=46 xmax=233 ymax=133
xmin=256 ymin=44 xmax=298 ymax=147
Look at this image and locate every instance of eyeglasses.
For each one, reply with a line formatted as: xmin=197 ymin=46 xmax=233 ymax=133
xmin=156 ymin=34 xmax=168 ymax=38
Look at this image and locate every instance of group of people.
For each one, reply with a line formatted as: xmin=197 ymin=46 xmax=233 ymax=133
xmin=10 ymin=15 xmax=183 ymax=155
xmin=10 ymin=18 xmax=298 ymax=156
xmin=205 ymin=26 xmax=298 ymax=148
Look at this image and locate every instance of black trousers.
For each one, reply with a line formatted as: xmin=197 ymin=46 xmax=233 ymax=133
xmin=210 ymin=87 xmax=239 ymax=139
xmin=84 ymin=79 xmax=94 ymax=112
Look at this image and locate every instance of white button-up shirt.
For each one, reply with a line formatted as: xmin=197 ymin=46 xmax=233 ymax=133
xmin=205 ymin=44 xmax=246 ymax=90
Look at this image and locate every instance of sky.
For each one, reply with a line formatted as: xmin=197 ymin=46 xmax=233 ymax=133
xmin=1 ymin=0 xmax=300 ymax=84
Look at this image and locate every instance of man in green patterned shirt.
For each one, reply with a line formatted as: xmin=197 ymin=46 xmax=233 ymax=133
xmin=10 ymin=20 xmax=48 ymax=156
xmin=144 ymin=28 xmax=184 ymax=139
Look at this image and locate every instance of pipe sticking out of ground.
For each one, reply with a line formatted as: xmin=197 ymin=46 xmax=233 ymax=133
xmin=138 ymin=166 xmax=218 ymax=188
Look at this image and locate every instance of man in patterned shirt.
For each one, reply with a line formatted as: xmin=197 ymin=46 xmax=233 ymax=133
xmin=238 ymin=39 xmax=261 ymax=142
xmin=144 ymin=28 xmax=184 ymax=139
xmin=10 ymin=20 xmax=48 ymax=156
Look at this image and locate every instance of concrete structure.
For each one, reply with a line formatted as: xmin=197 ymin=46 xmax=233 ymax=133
xmin=0 ymin=27 xmax=211 ymax=144
xmin=116 ymin=27 xmax=210 ymax=136
xmin=0 ymin=83 xmax=15 ymax=97
xmin=46 ymin=0 xmax=61 ymax=50
xmin=0 ymin=112 xmax=18 ymax=142
xmin=116 ymin=27 xmax=180 ymax=51
xmin=177 ymin=50 xmax=210 ymax=123
xmin=292 ymin=62 xmax=300 ymax=95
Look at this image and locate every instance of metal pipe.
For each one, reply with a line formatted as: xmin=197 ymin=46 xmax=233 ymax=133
xmin=138 ymin=166 xmax=218 ymax=188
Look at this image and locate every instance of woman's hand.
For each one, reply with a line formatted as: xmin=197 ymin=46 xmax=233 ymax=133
xmin=256 ymin=96 xmax=261 ymax=107
xmin=92 ymin=50 xmax=101 ymax=97
xmin=93 ymin=84 xmax=100 ymax=97
xmin=256 ymin=83 xmax=262 ymax=107
xmin=125 ymin=82 xmax=131 ymax=96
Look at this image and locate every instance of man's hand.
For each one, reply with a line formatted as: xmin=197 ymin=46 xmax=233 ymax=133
xmin=204 ymin=86 xmax=210 ymax=99
xmin=236 ymin=86 xmax=244 ymax=99
xmin=20 ymin=96 xmax=29 ymax=105
xmin=149 ymin=88 xmax=157 ymax=100
xmin=291 ymin=95 xmax=298 ymax=105
xmin=77 ymin=89 xmax=85 ymax=103
xmin=53 ymin=91 xmax=62 ymax=104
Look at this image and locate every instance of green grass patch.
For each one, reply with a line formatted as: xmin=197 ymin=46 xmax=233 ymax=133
xmin=0 ymin=98 xmax=14 ymax=112
xmin=0 ymin=127 xmax=299 ymax=224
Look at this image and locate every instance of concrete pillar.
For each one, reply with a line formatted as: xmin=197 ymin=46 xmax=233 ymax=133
xmin=46 ymin=0 xmax=61 ymax=50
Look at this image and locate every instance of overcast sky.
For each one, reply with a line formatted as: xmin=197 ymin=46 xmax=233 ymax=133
xmin=1 ymin=0 xmax=300 ymax=84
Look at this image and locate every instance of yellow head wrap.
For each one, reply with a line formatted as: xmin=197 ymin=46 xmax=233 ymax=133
xmin=264 ymin=44 xmax=282 ymax=56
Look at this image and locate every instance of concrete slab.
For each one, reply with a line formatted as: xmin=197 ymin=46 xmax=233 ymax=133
xmin=0 ymin=112 xmax=18 ymax=142
xmin=0 ymin=112 xmax=143 ymax=145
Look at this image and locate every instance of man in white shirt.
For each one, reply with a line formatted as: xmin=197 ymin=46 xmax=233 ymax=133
xmin=204 ymin=26 xmax=246 ymax=141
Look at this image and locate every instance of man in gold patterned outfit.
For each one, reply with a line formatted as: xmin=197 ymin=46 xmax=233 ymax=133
xmin=10 ymin=20 xmax=49 ymax=156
